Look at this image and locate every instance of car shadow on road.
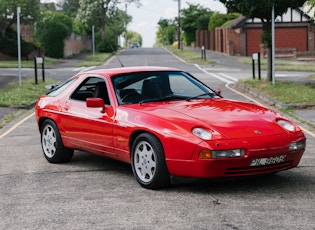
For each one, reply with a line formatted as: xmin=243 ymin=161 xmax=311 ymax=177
xmin=65 ymin=151 xmax=314 ymax=194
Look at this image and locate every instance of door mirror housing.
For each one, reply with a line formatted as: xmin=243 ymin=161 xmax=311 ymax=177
xmin=86 ymin=98 xmax=105 ymax=113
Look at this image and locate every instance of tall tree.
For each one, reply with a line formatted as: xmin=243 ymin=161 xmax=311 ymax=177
xmin=181 ymin=3 xmax=213 ymax=45
xmin=0 ymin=0 xmax=40 ymax=38
xmin=57 ymin=0 xmax=80 ymax=18
xmin=219 ymin=0 xmax=306 ymax=81
xmin=76 ymin=0 xmax=140 ymax=42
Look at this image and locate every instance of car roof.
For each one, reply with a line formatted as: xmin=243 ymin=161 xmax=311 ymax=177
xmin=81 ymin=66 xmax=181 ymax=78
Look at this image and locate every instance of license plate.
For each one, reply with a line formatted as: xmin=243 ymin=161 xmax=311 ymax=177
xmin=250 ymin=155 xmax=286 ymax=167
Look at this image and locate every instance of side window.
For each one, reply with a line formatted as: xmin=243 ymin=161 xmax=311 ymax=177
xmin=70 ymin=77 xmax=110 ymax=105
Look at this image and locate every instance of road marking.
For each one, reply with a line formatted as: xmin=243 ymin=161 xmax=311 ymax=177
xmin=73 ymin=66 xmax=96 ymax=73
xmin=0 ymin=112 xmax=35 ymax=140
xmin=195 ymin=64 xmax=235 ymax=84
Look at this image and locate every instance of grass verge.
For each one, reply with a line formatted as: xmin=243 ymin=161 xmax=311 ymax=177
xmin=76 ymin=52 xmax=112 ymax=67
xmin=0 ymin=58 xmax=59 ymax=68
xmin=0 ymin=77 xmax=56 ymax=107
xmin=166 ymin=46 xmax=216 ymax=65
xmin=239 ymin=79 xmax=315 ymax=105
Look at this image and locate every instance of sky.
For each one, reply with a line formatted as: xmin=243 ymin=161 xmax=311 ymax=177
xmin=41 ymin=0 xmax=227 ymax=47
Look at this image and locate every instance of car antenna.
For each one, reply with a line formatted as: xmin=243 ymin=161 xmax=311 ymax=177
xmin=109 ymin=43 xmax=124 ymax=67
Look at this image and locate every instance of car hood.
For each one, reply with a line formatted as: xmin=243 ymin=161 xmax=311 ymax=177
xmin=137 ymin=99 xmax=286 ymax=139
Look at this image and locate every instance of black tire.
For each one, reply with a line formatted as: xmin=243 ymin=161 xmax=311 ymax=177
xmin=40 ymin=119 xmax=74 ymax=163
xmin=131 ymin=133 xmax=170 ymax=189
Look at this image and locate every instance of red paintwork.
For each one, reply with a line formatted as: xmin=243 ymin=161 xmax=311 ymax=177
xmin=35 ymin=66 xmax=306 ymax=179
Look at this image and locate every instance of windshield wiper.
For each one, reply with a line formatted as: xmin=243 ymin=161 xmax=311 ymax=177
xmin=186 ymin=93 xmax=215 ymax=101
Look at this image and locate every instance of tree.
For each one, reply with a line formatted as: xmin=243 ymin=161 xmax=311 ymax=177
xmin=76 ymin=0 xmax=140 ymax=42
xmin=126 ymin=30 xmax=142 ymax=47
xmin=35 ymin=11 xmax=72 ymax=58
xmin=0 ymin=0 xmax=40 ymax=38
xmin=156 ymin=19 xmax=177 ymax=46
xmin=208 ymin=13 xmax=240 ymax=30
xmin=57 ymin=0 xmax=80 ymax=18
xmin=219 ymin=0 xmax=306 ymax=81
xmin=181 ymin=3 xmax=214 ymax=45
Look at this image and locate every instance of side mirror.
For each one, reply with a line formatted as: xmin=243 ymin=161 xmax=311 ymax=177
xmin=86 ymin=98 xmax=105 ymax=113
xmin=215 ymin=89 xmax=221 ymax=96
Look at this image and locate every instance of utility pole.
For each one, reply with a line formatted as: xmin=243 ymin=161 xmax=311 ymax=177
xmin=174 ymin=0 xmax=181 ymax=49
xmin=17 ymin=7 xmax=22 ymax=87
xmin=272 ymin=4 xmax=275 ymax=85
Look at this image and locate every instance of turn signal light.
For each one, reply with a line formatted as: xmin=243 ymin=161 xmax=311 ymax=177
xmin=199 ymin=150 xmax=213 ymax=159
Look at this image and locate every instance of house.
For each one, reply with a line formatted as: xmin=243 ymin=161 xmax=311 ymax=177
xmin=195 ymin=7 xmax=315 ymax=59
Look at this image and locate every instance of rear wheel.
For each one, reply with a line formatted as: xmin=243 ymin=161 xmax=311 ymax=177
xmin=131 ymin=133 xmax=170 ymax=189
xmin=41 ymin=119 xmax=73 ymax=163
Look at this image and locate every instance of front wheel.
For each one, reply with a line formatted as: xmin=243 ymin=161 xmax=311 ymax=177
xmin=131 ymin=133 xmax=170 ymax=189
xmin=41 ymin=119 xmax=73 ymax=163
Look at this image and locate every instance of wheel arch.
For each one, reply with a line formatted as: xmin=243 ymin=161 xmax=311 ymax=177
xmin=129 ymin=130 xmax=164 ymax=155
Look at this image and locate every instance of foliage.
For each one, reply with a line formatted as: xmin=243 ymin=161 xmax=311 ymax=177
xmin=0 ymin=28 xmax=35 ymax=58
xmin=57 ymin=0 xmax=80 ymax=18
xmin=76 ymin=0 xmax=139 ymax=42
xmin=0 ymin=0 xmax=40 ymax=38
xmin=126 ymin=31 xmax=143 ymax=47
xmin=35 ymin=11 xmax=72 ymax=58
xmin=156 ymin=19 xmax=177 ymax=46
xmin=208 ymin=13 xmax=240 ymax=30
xmin=181 ymin=3 xmax=214 ymax=46
xmin=95 ymin=29 xmax=119 ymax=52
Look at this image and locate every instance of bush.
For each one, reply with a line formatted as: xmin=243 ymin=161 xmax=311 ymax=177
xmin=0 ymin=28 xmax=35 ymax=59
xmin=95 ymin=30 xmax=118 ymax=52
xmin=36 ymin=11 xmax=72 ymax=58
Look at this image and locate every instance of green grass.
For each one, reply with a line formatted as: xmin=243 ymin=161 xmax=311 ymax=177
xmin=166 ymin=46 xmax=216 ymax=65
xmin=76 ymin=52 xmax=112 ymax=67
xmin=239 ymin=79 xmax=315 ymax=105
xmin=0 ymin=77 xmax=56 ymax=107
xmin=0 ymin=58 xmax=58 ymax=68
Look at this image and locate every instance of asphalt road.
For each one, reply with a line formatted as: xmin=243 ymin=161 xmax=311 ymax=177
xmin=1 ymin=48 xmax=314 ymax=229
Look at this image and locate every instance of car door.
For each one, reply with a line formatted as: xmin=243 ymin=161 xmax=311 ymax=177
xmin=61 ymin=76 xmax=115 ymax=156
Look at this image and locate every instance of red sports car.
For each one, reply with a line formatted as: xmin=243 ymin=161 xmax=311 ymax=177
xmin=35 ymin=66 xmax=306 ymax=189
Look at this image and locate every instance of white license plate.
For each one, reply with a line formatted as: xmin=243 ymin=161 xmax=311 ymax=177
xmin=250 ymin=155 xmax=286 ymax=167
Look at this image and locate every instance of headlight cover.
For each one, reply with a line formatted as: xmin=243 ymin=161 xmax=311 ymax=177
xmin=277 ymin=119 xmax=295 ymax=132
xmin=192 ymin=128 xmax=212 ymax=140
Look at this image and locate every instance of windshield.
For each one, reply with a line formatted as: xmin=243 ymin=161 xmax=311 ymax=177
xmin=46 ymin=78 xmax=77 ymax=96
xmin=112 ymin=71 xmax=219 ymax=105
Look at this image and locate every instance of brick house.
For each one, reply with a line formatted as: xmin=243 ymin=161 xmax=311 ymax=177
xmin=195 ymin=8 xmax=315 ymax=58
